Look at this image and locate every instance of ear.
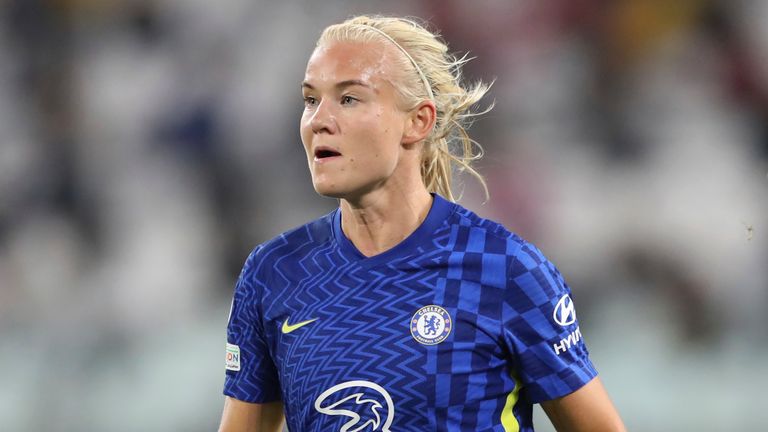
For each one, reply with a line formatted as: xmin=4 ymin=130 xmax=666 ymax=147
xmin=401 ymin=100 xmax=437 ymax=146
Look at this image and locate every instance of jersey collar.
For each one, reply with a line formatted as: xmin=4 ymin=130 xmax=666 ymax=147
xmin=332 ymin=193 xmax=454 ymax=269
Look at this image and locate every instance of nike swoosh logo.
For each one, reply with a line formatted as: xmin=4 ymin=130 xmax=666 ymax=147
xmin=281 ymin=317 xmax=318 ymax=334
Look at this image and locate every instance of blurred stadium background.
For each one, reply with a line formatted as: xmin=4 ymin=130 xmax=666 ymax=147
xmin=1 ymin=0 xmax=766 ymax=430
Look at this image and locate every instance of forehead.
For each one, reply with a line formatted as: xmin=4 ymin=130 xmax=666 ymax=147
xmin=304 ymin=40 xmax=400 ymax=88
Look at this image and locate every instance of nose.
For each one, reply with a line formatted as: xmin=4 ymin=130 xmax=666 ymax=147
xmin=309 ymin=100 xmax=337 ymax=134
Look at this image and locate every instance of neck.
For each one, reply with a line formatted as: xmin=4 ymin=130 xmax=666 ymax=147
xmin=340 ymin=185 xmax=433 ymax=257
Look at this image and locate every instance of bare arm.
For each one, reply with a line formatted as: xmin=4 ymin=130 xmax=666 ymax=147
xmin=218 ymin=396 xmax=285 ymax=432
xmin=540 ymin=377 xmax=626 ymax=432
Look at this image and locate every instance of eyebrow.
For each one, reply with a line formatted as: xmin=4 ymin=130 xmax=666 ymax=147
xmin=301 ymin=79 xmax=372 ymax=91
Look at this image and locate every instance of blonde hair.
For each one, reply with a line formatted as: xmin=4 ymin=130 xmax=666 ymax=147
xmin=317 ymin=15 xmax=492 ymax=202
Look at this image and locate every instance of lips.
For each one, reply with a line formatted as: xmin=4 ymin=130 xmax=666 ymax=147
xmin=313 ymin=146 xmax=342 ymax=160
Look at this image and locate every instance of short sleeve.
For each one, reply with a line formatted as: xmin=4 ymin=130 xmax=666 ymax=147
xmin=223 ymin=248 xmax=282 ymax=403
xmin=502 ymin=241 xmax=597 ymax=403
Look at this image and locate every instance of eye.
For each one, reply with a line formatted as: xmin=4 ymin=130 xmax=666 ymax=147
xmin=303 ymin=96 xmax=318 ymax=108
xmin=340 ymin=95 xmax=358 ymax=105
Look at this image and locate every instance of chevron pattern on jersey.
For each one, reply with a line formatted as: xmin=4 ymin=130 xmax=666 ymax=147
xmin=224 ymin=194 xmax=597 ymax=431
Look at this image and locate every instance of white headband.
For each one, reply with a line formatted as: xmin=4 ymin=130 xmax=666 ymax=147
xmin=360 ymin=25 xmax=435 ymax=101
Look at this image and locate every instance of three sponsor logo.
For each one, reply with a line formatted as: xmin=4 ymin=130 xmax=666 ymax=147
xmin=228 ymin=295 xmax=582 ymax=374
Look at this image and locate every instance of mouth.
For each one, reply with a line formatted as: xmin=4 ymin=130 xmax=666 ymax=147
xmin=313 ymin=146 xmax=342 ymax=161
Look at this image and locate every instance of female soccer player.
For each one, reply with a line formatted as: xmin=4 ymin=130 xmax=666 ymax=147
xmin=219 ymin=15 xmax=625 ymax=432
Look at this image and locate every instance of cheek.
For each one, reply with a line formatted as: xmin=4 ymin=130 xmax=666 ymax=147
xmin=354 ymin=136 xmax=399 ymax=173
xmin=360 ymin=108 xmax=400 ymax=141
xmin=371 ymin=115 xmax=403 ymax=161
xmin=299 ymin=117 xmax=312 ymax=153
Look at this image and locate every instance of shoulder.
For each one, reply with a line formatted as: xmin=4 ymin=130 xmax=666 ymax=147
xmin=456 ymin=205 xmax=572 ymax=313
xmin=240 ymin=210 xmax=336 ymax=280
xmin=446 ymin=201 xmax=562 ymax=283
xmin=446 ymin=201 xmax=530 ymax=259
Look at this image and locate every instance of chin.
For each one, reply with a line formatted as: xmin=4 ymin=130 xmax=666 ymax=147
xmin=311 ymin=170 xmax=387 ymax=201
xmin=313 ymin=180 xmax=378 ymax=202
xmin=312 ymin=181 xmax=349 ymax=199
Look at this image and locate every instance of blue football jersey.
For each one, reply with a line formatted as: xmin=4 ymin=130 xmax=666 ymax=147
xmin=224 ymin=194 xmax=597 ymax=431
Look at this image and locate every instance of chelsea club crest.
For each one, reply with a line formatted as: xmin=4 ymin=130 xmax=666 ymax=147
xmin=410 ymin=305 xmax=452 ymax=345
